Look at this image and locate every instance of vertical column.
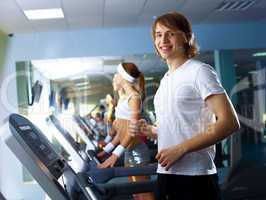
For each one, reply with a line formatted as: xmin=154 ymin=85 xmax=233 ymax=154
xmin=0 ymin=31 xmax=8 ymax=78
xmin=214 ymin=50 xmax=237 ymax=104
xmin=214 ymin=50 xmax=239 ymax=168
xmin=254 ymin=60 xmax=266 ymax=143
xmin=0 ymin=31 xmax=8 ymax=196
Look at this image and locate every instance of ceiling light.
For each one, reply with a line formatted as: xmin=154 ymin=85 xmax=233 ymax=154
xmin=253 ymin=52 xmax=266 ymax=57
xmin=263 ymin=113 xmax=266 ymax=123
xmin=31 ymin=57 xmax=103 ymax=80
xmin=145 ymin=77 xmax=154 ymax=81
xmin=216 ymin=0 xmax=256 ymax=11
xmin=77 ymin=86 xmax=91 ymax=90
xmin=75 ymin=82 xmax=90 ymax=87
xmin=248 ymin=70 xmax=258 ymax=74
xmin=24 ymin=8 xmax=64 ymax=20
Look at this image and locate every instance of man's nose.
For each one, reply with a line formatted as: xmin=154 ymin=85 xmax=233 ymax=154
xmin=162 ymin=34 xmax=169 ymax=43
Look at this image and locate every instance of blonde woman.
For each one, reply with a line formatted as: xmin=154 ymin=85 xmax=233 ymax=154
xmin=98 ymin=62 xmax=155 ymax=200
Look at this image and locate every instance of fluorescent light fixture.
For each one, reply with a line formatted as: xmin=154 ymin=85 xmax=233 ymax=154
xmin=31 ymin=57 xmax=103 ymax=80
xmin=248 ymin=70 xmax=258 ymax=74
xmin=75 ymin=81 xmax=90 ymax=87
xmin=253 ymin=52 xmax=266 ymax=57
xmin=145 ymin=77 xmax=154 ymax=81
xmin=77 ymin=86 xmax=91 ymax=90
xmin=263 ymin=113 xmax=266 ymax=123
xmin=69 ymin=75 xmax=87 ymax=80
xmin=24 ymin=8 xmax=64 ymax=20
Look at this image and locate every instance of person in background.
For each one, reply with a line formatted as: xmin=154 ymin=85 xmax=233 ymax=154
xmin=101 ymin=94 xmax=116 ymax=145
xmin=94 ymin=112 xmax=105 ymax=138
xmin=129 ymin=12 xmax=240 ymax=200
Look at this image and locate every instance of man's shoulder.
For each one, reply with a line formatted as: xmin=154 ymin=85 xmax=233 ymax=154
xmin=187 ymin=59 xmax=210 ymax=69
xmin=187 ymin=59 xmax=216 ymax=76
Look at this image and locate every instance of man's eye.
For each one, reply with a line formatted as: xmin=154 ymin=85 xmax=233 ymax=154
xmin=169 ymin=32 xmax=176 ymax=36
xmin=156 ymin=34 xmax=161 ymax=38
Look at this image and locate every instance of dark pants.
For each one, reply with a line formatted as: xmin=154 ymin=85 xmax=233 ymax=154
xmin=157 ymin=173 xmax=222 ymax=200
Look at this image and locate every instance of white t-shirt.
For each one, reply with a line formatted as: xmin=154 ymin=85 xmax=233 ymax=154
xmin=154 ymin=59 xmax=225 ymax=175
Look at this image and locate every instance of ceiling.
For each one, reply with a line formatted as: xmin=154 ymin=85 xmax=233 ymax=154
xmin=0 ymin=0 xmax=266 ymax=34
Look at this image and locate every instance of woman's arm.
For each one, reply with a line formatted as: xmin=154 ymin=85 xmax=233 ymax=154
xmin=119 ymin=93 xmax=141 ymax=147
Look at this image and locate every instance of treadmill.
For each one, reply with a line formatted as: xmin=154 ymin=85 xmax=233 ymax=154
xmin=47 ymin=114 xmax=100 ymax=166
xmin=73 ymin=115 xmax=100 ymax=142
xmin=3 ymin=113 xmax=97 ymax=200
xmin=4 ymin=114 xmax=157 ymax=199
xmin=0 ymin=193 xmax=6 ymax=200
xmin=48 ymin=114 xmax=157 ymax=177
xmin=221 ymin=144 xmax=266 ymax=200
xmin=76 ymin=115 xmax=104 ymax=141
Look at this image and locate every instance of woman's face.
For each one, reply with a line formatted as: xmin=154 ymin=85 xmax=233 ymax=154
xmin=113 ymin=73 xmax=123 ymax=91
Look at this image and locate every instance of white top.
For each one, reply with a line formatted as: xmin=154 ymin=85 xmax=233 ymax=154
xmin=115 ymin=94 xmax=140 ymax=120
xmin=154 ymin=59 xmax=225 ymax=175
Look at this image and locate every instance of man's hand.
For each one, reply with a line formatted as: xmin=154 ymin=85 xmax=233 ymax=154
xmin=97 ymin=154 xmax=119 ymax=168
xmin=129 ymin=119 xmax=152 ymax=137
xmin=156 ymin=144 xmax=187 ymax=171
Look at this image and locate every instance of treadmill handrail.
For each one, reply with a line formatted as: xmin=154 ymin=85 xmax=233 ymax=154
xmin=77 ymin=172 xmax=156 ymax=199
xmin=86 ymin=163 xmax=157 ymax=183
xmin=98 ymin=179 xmax=156 ymax=196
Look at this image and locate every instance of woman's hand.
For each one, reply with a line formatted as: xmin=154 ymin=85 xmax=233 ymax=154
xmin=97 ymin=150 xmax=107 ymax=159
xmin=156 ymin=144 xmax=187 ymax=171
xmin=97 ymin=154 xmax=119 ymax=168
xmin=129 ymin=119 xmax=140 ymax=136
xmin=98 ymin=141 xmax=107 ymax=149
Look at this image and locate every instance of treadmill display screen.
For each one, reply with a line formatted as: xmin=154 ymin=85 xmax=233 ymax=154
xmin=19 ymin=125 xmax=31 ymax=131
xmin=17 ymin=125 xmax=57 ymax=163
xmin=11 ymin=114 xmax=66 ymax=180
xmin=29 ymin=131 xmax=38 ymax=140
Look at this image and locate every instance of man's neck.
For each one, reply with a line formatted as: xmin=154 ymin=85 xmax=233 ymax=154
xmin=167 ymin=55 xmax=188 ymax=72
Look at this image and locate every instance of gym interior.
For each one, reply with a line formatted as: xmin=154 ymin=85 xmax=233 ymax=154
xmin=0 ymin=0 xmax=266 ymax=199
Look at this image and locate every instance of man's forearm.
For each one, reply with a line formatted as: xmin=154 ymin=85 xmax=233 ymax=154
xmin=182 ymin=120 xmax=239 ymax=155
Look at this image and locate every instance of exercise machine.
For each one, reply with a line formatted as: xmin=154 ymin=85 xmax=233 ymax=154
xmin=4 ymin=114 xmax=157 ymax=199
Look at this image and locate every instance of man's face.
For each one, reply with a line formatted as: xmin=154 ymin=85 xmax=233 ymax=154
xmin=154 ymin=23 xmax=187 ymax=60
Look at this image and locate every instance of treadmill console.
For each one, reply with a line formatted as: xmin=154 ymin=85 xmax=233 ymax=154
xmin=10 ymin=115 xmax=66 ymax=179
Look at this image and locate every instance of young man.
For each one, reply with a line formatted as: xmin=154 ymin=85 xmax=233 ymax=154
xmin=130 ymin=12 xmax=240 ymax=200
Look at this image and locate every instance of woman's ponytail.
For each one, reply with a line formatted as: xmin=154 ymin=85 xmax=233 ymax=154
xmin=138 ymin=73 xmax=146 ymax=101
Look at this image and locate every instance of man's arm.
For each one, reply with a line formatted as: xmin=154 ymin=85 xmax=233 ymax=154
xmin=183 ymin=93 xmax=240 ymax=153
xmin=156 ymin=93 xmax=240 ymax=170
